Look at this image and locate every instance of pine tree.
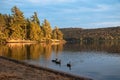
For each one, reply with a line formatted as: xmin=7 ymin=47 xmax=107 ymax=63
xmin=52 ymin=26 xmax=63 ymax=40
xmin=29 ymin=13 xmax=43 ymax=41
xmin=0 ymin=6 xmax=64 ymax=42
xmin=29 ymin=22 xmax=43 ymax=41
xmin=52 ymin=27 xmax=57 ymax=39
xmin=42 ymin=19 xmax=52 ymax=39
xmin=0 ymin=14 xmax=6 ymax=32
xmin=10 ymin=6 xmax=27 ymax=40
xmin=31 ymin=12 xmax=40 ymax=26
xmin=0 ymin=14 xmax=10 ymax=40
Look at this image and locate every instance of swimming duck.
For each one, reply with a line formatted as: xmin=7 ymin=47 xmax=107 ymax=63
xmin=52 ymin=58 xmax=58 ymax=62
xmin=67 ymin=61 xmax=71 ymax=67
xmin=67 ymin=61 xmax=71 ymax=70
xmin=55 ymin=60 xmax=61 ymax=64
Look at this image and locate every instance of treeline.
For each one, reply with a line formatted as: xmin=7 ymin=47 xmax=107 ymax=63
xmin=0 ymin=6 xmax=63 ymax=43
xmin=60 ymin=27 xmax=120 ymax=42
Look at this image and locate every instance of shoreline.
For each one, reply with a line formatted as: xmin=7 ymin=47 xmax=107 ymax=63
xmin=5 ymin=39 xmax=66 ymax=43
xmin=0 ymin=56 xmax=92 ymax=80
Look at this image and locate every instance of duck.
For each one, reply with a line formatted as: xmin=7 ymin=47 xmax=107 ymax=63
xmin=51 ymin=58 xmax=58 ymax=62
xmin=67 ymin=61 xmax=71 ymax=70
xmin=55 ymin=60 xmax=61 ymax=64
xmin=67 ymin=61 xmax=71 ymax=67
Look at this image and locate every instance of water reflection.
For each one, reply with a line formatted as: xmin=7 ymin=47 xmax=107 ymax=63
xmin=0 ymin=43 xmax=63 ymax=60
xmin=1 ymin=41 xmax=120 ymax=80
xmin=65 ymin=41 xmax=120 ymax=53
xmin=0 ymin=41 xmax=120 ymax=60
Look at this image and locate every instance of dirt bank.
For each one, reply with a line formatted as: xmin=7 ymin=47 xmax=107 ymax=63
xmin=0 ymin=56 xmax=92 ymax=80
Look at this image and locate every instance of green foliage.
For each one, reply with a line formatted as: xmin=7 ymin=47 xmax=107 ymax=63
xmin=0 ymin=6 xmax=63 ymax=42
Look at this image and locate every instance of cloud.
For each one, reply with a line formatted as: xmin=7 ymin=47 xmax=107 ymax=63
xmin=53 ymin=4 xmax=111 ymax=15
xmin=0 ymin=0 xmax=120 ymax=29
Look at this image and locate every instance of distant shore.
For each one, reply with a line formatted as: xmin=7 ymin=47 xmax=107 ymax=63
xmin=0 ymin=56 xmax=91 ymax=80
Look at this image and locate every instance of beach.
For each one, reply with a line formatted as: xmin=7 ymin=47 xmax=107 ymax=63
xmin=0 ymin=56 xmax=91 ymax=80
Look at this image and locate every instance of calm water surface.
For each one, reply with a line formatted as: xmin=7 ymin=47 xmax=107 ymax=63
xmin=0 ymin=41 xmax=120 ymax=80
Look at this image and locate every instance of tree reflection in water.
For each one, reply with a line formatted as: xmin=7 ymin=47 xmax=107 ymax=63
xmin=64 ymin=41 xmax=120 ymax=54
xmin=0 ymin=41 xmax=120 ymax=60
xmin=0 ymin=43 xmax=63 ymax=60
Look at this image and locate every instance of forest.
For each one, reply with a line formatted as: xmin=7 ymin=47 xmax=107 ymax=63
xmin=0 ymin=6 xmax=63 ymax=43
xmin=60 ymin=27 xmax=120 ymax=42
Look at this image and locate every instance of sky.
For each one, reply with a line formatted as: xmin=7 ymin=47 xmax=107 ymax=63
xmin=0 ymin=0 xmax=120 ymax=29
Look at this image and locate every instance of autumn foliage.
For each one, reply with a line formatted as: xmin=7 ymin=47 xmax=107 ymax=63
xmin=0 ymin=6 xmax=63 ymax=43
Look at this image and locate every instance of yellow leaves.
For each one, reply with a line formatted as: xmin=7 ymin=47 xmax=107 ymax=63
xmin=0 ymin=6 xmax=64 ymax=42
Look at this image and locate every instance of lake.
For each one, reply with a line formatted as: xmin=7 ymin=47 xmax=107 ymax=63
xmin=0 ymin=41 xmax=120 ymax=80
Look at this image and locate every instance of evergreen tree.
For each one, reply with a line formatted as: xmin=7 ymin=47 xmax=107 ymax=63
xmin=53 ymin=26 xmax=63 ymax=40
xmin=52 ymin=27 xmax=57 ymax=39
xmin=29 ymin=22 xmax=43 ymax=41
xmin=0 ymin=14 xmax=6 ymax=32
xmin=31 ymin=12 xmax=40 ymax=26
xmin=0 ymin=31 xmax=6 ymax=40
xmin=29 ymin=13 xmax=43 ymax=41
xmin=0 ymin=6 xmax=63 ymax=43
xmin=42 ymin=19 xmax=52 ymax=39
xmin=26 ymin=18 xmax=31 ymax=39
xmin=10 ymin=6 xmax=26 ymax=40
xmin=0 ymin=14 xmax=10 ymax=39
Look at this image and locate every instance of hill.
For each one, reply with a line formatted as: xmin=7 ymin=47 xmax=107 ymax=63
xmin=60 ymin=26 xmax=120 ymax=41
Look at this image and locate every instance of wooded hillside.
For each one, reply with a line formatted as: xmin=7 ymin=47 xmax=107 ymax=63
xmin=60 ymin=27 xmax=120 ymax=41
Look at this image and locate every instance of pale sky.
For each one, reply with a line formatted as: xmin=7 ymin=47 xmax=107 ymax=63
xmin=0 ymin=0 xmax=120 ymax=29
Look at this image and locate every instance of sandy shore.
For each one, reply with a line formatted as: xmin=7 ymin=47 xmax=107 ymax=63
xmin=0 ymin=56 xmax=92 ymax=80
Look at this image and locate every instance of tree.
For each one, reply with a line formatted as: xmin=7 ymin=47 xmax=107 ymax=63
xmin=52 ymin=27 xmax=58 ymax=39
xmin=52 ymin=26 xmax=63 ymax=40
xmin=31 ymin=12 xmax=40 ymax=26
xmin=42 ymin=19 xmax=52 ymax=39
xmin=29 ymin=22 xmax=43 ymax=41
xmin=0 ymin=6 xmax=63 ymax=42
xmin=0 ymin=14 xmax=11 ymax=40
xmin=0 ymin=14 xmax=6 ymax=32
xmin=10 ymin=6 xmax=27 ymax=40
xmin=28 ymin=13 xmax=43 ymax=41
xmin=0 ymin=31 xmax=6 ymax=40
